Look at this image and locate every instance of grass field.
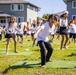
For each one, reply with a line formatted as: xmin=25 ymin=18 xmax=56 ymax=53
xmin=0 ymin=35 xmax=76 ymax=75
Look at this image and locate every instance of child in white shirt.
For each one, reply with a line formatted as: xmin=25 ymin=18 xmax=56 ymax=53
xmin=34 ymin=14 xmax=57 ymax=68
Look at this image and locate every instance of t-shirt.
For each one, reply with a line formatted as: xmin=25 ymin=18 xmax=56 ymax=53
xmin=49 ymin=25 xmax=55 ymax=35
xmin=17 ymin=27 xmax=24 ymax=34
xmin=69 ymin=24 xmax=75 ymax=33
xmin=37 ymin=22 xmax=55 ymax=42
xmin=60 ymin=18 xmax=68 ymax=27
xmin=30 ymin=25 xmax=37 ymax=33
xmin=73 ymin=24 xmax=76 ymax=33
xmin=5 ymin=23 xmax=17 ymax=34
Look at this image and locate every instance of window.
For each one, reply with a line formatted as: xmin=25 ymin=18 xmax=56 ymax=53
xmin=11 ymin=4 xmax=24 ymax=11
xmin=18 ymin=4 xmax=24 ymax=10
xmin=72 ymin=1 xmax=76 ymax=8
xmin=0 ymin=19 xmax=6 ymax=23
xmin=11 ymin=4 xmax=18 ymax=11
xmin=17 ymin=17 xmax=24 ymax=23
xmin=72 ymin=15 xmax=76 ymax=20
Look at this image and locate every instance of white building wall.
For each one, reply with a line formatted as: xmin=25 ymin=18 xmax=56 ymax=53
xmin=27 ymin=8 xmax=38 ymax=24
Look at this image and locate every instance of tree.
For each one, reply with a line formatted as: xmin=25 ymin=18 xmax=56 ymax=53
xmin=42 ymin=14 xmax=50 ymax=20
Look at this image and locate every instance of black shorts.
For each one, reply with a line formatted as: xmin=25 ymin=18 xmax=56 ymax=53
xmin=69 ymin=33 xmax=73 ymax=38
xmin=52 ymin=34 xmax=54 ymax=38
xmin=24 ymin=31 xmax=27 ymax=35
xmin=60 ymin=27 xmax=68 ymax=35
xmin=31 ymin=33 xmax=35 ymax=36
xmin=73 ymin=34 xmax=76 ymax=38
xmin=16 ymin=34 xmax=23 ymax=38
xmin=50 ymin=34 xmax=54 ymax=38
xmin=5 ymin=33 xmax=16 ymax=38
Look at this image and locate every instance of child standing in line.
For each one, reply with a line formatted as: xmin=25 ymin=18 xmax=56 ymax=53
xmin=34 ymin=14 xmax=57 ymax=68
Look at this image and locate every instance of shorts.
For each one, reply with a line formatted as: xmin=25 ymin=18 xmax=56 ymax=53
xmin=24 ymin=31 xmax=27 ymax=35
xmin=31 ymin=33 xmax=35 ymax=36
xmin=51 ymin=34 xmax=54 ymax=38
xmin=16 ymin=34 xmax=23 ymax=38
xmin=5 ymin=33 xmax=16 ymax=38
xmin=60 ymin=27 xmax=68 ymax=35
xmin=50 ymin=34 xmax=54 ymax=38
xmin=69 ymin=33 xmax=73 ymax=38
xmin=73 ymin=34 xmax=76 ymax=38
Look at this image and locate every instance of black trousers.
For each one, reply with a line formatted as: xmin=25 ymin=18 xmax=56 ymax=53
xmin=38 ymin=41 xmax=53 ymax=66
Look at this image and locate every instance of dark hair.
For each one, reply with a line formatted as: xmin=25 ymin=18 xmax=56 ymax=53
xmin=48 ymin=14 xmax=57 ymax=22
xmin=60 ymin=13 xmax=67 ymax=18
xmin=60 ymin=14 xmax=64 ymax=18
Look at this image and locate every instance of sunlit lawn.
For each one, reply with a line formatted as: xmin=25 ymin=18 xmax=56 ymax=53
xmin=0 ymin=35 xmax=76 ymax=75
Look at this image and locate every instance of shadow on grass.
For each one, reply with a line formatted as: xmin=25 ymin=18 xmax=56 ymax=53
xmin=67 ymin=53 xmax=76 ymax=57
xmin=3 ymin=61 xmax=41 ymax=74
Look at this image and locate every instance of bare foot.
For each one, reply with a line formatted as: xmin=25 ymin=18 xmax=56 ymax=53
xmin=60 ymin=48 xmax=64 ymax=50
xmin=14 ymin=50 xmax=18 ymax=53
xmin=41 ymin=65 xmax=46 ymax=68
xmin=46 ymin=59 xmax=53 ymax=62
xmin=6 ymin=52 xmax=8 ymax=55
xmin=48 ymin=60 xmax=53 ymax=62
xmin=63 ymin=46 xmax=68 ymax=49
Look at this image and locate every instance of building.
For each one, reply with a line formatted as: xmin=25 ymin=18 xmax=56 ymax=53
xmin=0 ymin=0 xmax=40 ymax=26
xmin=63 ymin=0 xmax=76 ymax=20
xmin=0 ymin=11 xmax=11 ymax=26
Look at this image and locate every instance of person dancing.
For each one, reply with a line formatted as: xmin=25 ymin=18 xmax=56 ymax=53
xmin=34 ymin=14 xmax=57 ymax=68
xmin=5 ymin=16 xmax=20 ymax=55
xmin=59 ymin=11 xmax=69 ymax=50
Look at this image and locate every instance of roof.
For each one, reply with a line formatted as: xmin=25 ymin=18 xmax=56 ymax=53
xmin=0 ymin=11 xmax=11 ymax=17
xmin=0 ymin=0 xmax=40 ymax=9
xmin=63 ymin=0 xmax=76 ymax=3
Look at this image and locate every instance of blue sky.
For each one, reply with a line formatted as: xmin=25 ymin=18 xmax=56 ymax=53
xmin=26 ymin=0 xmax=66 ymax=17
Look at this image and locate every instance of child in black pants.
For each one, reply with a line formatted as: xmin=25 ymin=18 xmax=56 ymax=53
xmin=34 ymin=14 xmax=57 ymax=68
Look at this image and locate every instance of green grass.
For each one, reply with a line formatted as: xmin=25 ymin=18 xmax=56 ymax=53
xmin=0 ymin=35 xmax=76 ymax=75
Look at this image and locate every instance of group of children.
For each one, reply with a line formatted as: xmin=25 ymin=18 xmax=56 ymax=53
xmin=0 ymin=11 xmax=76 ymax=68
xmin=34 ymin=11 xmax=76 ymax=68
xmin=0 ymin=16 xmax=41 ymax=55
